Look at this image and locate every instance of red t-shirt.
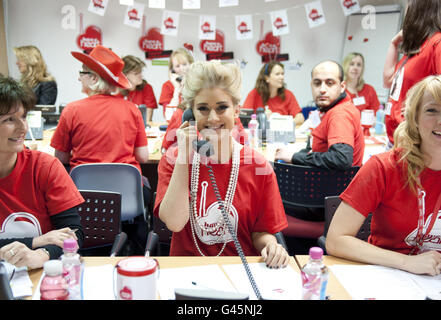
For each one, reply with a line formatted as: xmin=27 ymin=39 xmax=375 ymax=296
xmin=117 ymin=83 xmax=158 ymax=109
xmin=242 ymin=88 xmax=302 ymax=117
xmin=341 ymin=149 xmax=441 ymax=254
xmin=0 ymin=149 xmax=84 ymax=239
xmin=161 ymin=109 xmax=249 ymax=151
xmin=154 ymin=146 xmax=288 ymax=256
xmin=51 ymin=94 xmax=148 ymax=172
xmin=385 ymin=32 xmax=441 ymax=144
xmin=346 ymin=84 xmax=380 ymax=114
xmin=311 ymin=95 xmax=365 ymax=166
xmin=159 ymin=80 xmax=183 ymax=119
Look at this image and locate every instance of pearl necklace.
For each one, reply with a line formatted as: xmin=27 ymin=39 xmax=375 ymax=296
xmin=189 ymin=139 xmax=242 ymax=256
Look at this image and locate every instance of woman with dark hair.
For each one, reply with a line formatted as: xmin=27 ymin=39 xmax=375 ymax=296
xmin=242 ymin=61 xmax=304 ymax=126
xmin=118 ymin=55 xmax=158 ymax=122
xmin=0 ymin=76 xmax=83 ymax=269
xmin=383 ymin=0 xmax=441 ymax=146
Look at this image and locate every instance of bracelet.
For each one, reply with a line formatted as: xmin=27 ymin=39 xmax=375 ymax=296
xmin=39 ymin=248 xmax=50 ymax=259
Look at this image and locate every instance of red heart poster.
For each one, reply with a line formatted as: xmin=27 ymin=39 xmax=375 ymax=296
xmin=139 ymin=27 xmax=163 ymax=52
xmin=77 ymin=25 xmax=102 ymax=53
xmin=256 ymin=31 xmax=280 ymax=56
xmin=200 ymin=29 xmax=225 ymax=54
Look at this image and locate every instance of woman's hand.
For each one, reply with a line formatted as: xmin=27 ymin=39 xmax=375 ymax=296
xmin=0 ymin=242 xmax=49 ymax=270
xmin=32 ymin=227 xmax=78 ymax=249
xmin=176 ymin=120 xmax=198 ymax=164
xmin=391 ymin=30 xmax=403 ymax=47
xmin=261 ymin=242 xmax=290 ymax=268
xmin=402 ymin=250 xmax=441 ymax=276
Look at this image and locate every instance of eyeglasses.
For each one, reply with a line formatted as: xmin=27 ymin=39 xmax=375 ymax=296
xmin=79 ymin=71 xmax=92 ymax=76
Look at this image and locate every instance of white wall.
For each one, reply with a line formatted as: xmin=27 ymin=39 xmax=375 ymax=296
xmin=5 ymin=0 xmax=402 ymax=122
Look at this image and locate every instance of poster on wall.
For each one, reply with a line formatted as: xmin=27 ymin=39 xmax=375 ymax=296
xmin=161 ymin=11 xmax=180 ymax=36
xmin=235 ymin=15 xmax=253 ymax=40
xmin=255 ymin=31 xmax=288 ymax=63
xmin=148 ymin=0 xmax=165 ymax=8
xmin=88 ymin=0 xmax=109 ymax=16
xmin=183 ymin=0 xmax=201 ymax=9
xmin=305 ymin=1 xmax=326 ymax=28
xmin=199 ymin=15 xmax=216 ymax=40
xmin=339 ymin=0 xmax=360 ymax=16
xmin=124 ymin=2 xmax=145 ymax=28
xmin=77 ymin=14 xmax=102 ymax=54
xmin=200 ymin=29 xmax=234 ymax=61
xmin=270 ymin=10 xmax=290 ymax=36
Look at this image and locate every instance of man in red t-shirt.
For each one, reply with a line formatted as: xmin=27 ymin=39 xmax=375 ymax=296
xmin=275 ymin=61 xmax=364 ymax=170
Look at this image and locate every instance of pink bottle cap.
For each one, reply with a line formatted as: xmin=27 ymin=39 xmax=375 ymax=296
xmin=309 ymin=247 xmax=323 ymax=260
xmin=63 ymin=238 xmax=78 ymax=252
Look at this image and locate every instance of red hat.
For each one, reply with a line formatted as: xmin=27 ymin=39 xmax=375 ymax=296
xmin=71 ymin=45 xmax=131 ymax=89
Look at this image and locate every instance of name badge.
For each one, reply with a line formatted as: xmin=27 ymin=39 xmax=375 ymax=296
xmin=352 ymin=96 xmax=366 ymax=106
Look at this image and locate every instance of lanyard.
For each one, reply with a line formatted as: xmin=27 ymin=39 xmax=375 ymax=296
xmin=410 ymin=183 xmax=441 ymax=255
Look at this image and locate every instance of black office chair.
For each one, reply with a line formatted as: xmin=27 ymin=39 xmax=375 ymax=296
xmin=317 ymin=196 xmax=373 ymax=253
xmin=77 ymin=190 xmax=128 ymax=256
xmin=272 ymin=162 xmax=360 ymax=253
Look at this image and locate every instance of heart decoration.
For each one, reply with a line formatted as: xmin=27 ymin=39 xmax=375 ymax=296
xmin=200 ymin=29 xmax=225 ymax=54
xmin=256 ymin=31 xmax=280 ymax=56
xmin=348 ymin=35 xmax=353 ymax=41
xmin=77 ymin=25 xmax=102 ymax=53
xmin=363 ymin=38 xmax=369 ymax=43
xmin=139 ymin=27 xmax=163 ymax=52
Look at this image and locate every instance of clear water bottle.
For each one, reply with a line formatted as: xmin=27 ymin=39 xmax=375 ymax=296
xmin=61 ymin=238 xmax=83 ymax=300
xmin=301 ymin=247 xmax=328 ymax=300
xmin=248 ymin=114 xmax=259 ymax=149
xmin=375 ymin=105 xmax=385 ymax=134
xmin=40 ymin=260 xmax=69 ymax=300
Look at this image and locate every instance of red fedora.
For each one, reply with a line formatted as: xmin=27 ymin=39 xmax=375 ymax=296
xmin=71 ymin=45 xmax=131 ymax=89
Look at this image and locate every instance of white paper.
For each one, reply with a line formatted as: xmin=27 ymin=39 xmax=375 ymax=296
xmin=158 ymin=265 xmax=237 ymax=300
xmin=161 ymin=11 xmax=180 ymax=36
xmin=148 ymin=0 xmax=165 ymax=9
xmin=305 ymin=1 xmax=326 ymax=28
xmin=183 ymin=0 xmax=200 ymax=9
xmin=235 ymin=15 xmax=253 ymax=40
xmin=339 ymin=0 xmax=361 ymax=16
xmin=88 ymin=0 xmax=109 ymax=16
xmin=270 ymin=10 xmax=290 ymax=36
xmin=222 ymin=263 xmax=302 ymax=300
xmin=219 ymin=0 xmax=239 ymax=7
xmin=82 ymin=264 xmax=115 ymax=300
xmin=330 ymin=265 xmax=427 ymax=300
xmin=360 ymin=109 xmax=375 ymax=126
xmin=2 ymin=262 xmax=33 ymax=298
xmin=124 ymin=2 xmax=145 ymax=29
xmin=199 ymin=15 xmax=216 ymax=40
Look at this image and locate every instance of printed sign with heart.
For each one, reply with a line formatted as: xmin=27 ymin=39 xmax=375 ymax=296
xmin=200 ymin=29 xmax=225 ymax=54
xmin=139 ymin=27 xmax=163 ymax=52
xmin=77 ymin=25 xmax=102 ymax=53
xmin=256 ymin=31 xmax=280 ymax=56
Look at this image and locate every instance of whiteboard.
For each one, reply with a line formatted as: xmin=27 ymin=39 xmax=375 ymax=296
xmin=342 ymin=6 xmax=403 ymax=104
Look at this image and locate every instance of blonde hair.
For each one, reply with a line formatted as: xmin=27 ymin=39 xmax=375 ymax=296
xmin=393 ymin=75 xmax=441 ymax=193
xmin=182 ymin=60 xmax=242 ymax=109
xmin=342 ymin=52 xmax=365 ymax=92
xmin=83 ymin=65 xmax=116 ymax=96
xmin=168 ymin=48 xmax=194 ymax=71
xmin=13 ymin=45 xmax=55 ymax=89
